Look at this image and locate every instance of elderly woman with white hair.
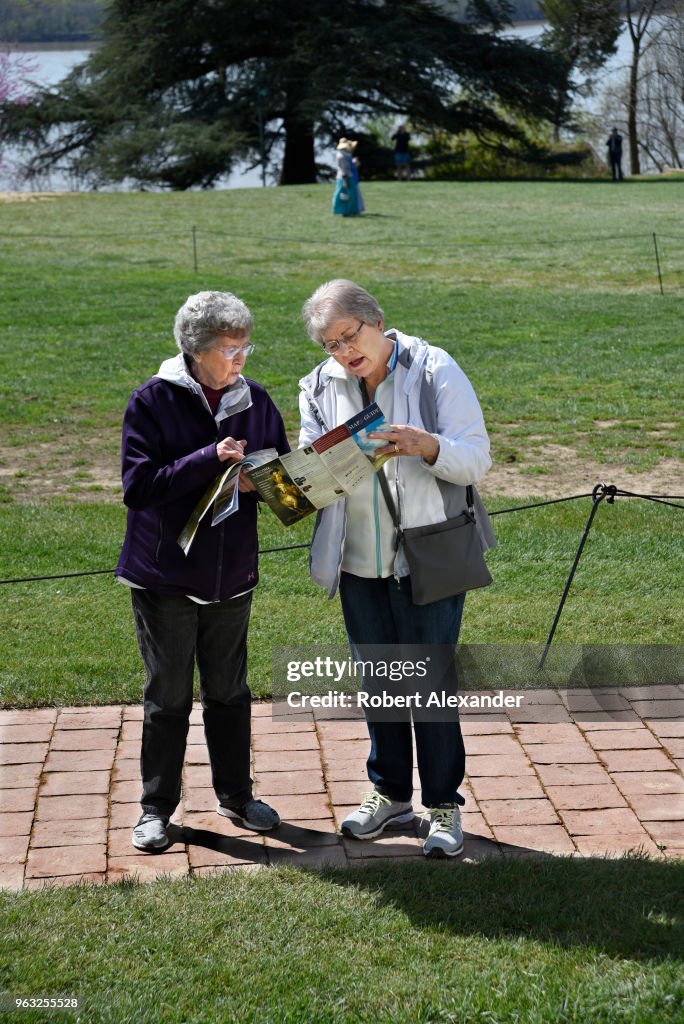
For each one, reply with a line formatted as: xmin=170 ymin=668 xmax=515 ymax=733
xmin=117 ymin=290 xmax=289 ymax=852
xmin=299 ymin=279 xmax=495 ymax=857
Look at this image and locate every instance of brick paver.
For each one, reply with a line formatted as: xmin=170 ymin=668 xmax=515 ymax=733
xmin=0 ymin=697 xmax=681 ymax=889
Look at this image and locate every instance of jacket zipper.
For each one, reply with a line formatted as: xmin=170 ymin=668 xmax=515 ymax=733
xmin=373 ymin=475 xmax=382 ymax=577
xmin=213 ymin=421 xmax=224 ymax=600
xmin=155 ymin=515 xmax=164 ymax=563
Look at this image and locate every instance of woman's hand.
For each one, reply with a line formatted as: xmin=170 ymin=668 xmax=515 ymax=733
xmin=238 ymin=475 xmax=257 ymax=493
xmin=370 ymin=426 xmax=440 ymax=466
xmin=216 ymin=437 xmax=256 ymax=492
xmin=216 ymin=437 xmax=247 ymax=463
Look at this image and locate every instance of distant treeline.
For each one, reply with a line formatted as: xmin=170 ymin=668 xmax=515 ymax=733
xmin=0 ymin=1 xmax=107 ymax=43
xmin=0 ymin=0 xmax=544 ymax=44
xmin=1 ymin=0 xmax=545 ymax=44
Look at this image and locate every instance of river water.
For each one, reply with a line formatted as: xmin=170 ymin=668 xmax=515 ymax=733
xmin=1 ymin=43 xmax=263 ymax=191
xmin=2 ymin=26 xmax=643 ymax=192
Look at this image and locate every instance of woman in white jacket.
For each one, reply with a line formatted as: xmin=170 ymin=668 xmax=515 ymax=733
xmin=300 ymin=279 xmax=494 ymax=857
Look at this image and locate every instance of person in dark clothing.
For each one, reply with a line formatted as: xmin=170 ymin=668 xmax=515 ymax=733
xmin=391 ymin=124 xmax=411 ymax=180
xmin=606 ymin=128 xmax=624 ymax=181
xmin=117 ymin=290 xmax=289 ymax=852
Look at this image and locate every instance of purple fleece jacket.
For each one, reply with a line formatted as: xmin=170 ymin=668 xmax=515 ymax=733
xmin=116 ymin=370 xmax=290 ymax=602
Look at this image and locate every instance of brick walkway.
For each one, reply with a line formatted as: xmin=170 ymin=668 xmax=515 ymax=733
xmin=1 ymin=688 xmax=683 ymax=889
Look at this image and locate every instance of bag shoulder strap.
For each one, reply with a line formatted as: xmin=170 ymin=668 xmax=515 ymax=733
xmin=359 ymin=378 xmax=474 ymax=541
xmin=358 ymin=378 xmax=402 ymax=538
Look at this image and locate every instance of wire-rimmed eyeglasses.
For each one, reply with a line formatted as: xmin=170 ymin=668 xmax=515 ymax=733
xmin=217 ymin=343 xmax=255 ymax=359
xmin=321 ymin=321 xmax=364 ymax=356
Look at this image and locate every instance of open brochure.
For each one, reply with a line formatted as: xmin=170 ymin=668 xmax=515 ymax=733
xmin=178 ymin=401 xmax=391 ymax=552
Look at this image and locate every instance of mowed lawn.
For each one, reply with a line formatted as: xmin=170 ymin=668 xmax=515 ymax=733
xmin=2 ymin=858 xmax=683 ymax=1024
xmin=0 ymin=181 xmax=681 ymax=705
xmin=0 ymin=182 xmax=682 ymax=1023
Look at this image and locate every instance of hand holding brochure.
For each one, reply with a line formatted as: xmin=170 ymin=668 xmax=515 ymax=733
xmin=177 ymin=448 xmax=279 ymax=555
xmin=178 ymin=402 xmax=391 ymax=550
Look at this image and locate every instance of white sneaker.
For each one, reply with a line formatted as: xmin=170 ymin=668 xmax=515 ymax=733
xmin=341 ymin=789 xmax=414 ymax=840
xmin=423 ymin=805 xmax=464 ymax=858
xmin=132 ymin=813 xmax=169 ymax=852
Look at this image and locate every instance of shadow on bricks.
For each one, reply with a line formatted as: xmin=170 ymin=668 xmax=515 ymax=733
xmin=175 ymin=825 xmax=266 ymax=864
xmin=177 ymin=821 xmax=344 ymax=863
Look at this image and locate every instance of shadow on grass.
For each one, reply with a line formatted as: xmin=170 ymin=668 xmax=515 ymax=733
xmin=319 ymin=847 xmax=684 ymax=963
xmin=172 ymin=816 xmax=683 ymax=963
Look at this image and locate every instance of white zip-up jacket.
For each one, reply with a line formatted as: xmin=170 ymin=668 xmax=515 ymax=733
xmin=298 ymin=330 xmax=496 ymax=597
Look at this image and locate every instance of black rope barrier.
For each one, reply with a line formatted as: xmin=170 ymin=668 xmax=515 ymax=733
xmin=2 ymin=226 xmax=678 ymax=292
xmin=606 ymin=488 xmax=684 ymax=511
xmin=197 ymin=229 xmax=654 ymax=249
xmin=0 ymin=228 xmax=676 ymax=250
xmin=1 ymin=486 xmax=680 ymax=588
xmin=488 ymin=492 xmax=594 ymax=516
xmin=538 ymin=483 xmax=611 ymax=670
xmin=0 ymin=543 xmax=312 ymax=585
xmin=0 ymin=568 xmax=114 ymax=585
xmin=537 ymin=482 xmax=684 ymax=667
xmin=1 ymin=483 xmax=681 ymax=662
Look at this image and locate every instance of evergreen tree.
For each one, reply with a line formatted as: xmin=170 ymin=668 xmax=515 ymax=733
xmin=539 ymin=0 xmax=621 ymax=139
xmin=1 ymin=0 xmax=564 ymax=188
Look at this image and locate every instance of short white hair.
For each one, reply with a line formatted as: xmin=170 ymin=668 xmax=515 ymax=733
xmin=173 ymin=291 xmax=253 ymax=356
xmin=302 ymin=279 xmax=384 ymax=346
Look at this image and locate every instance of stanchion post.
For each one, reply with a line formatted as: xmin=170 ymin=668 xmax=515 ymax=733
xmin=653 ymin=232 xmax=664 ymax=295
xmin=538 ymin=484 xmax=611 ymax=671
xmin=192 ymin=225 xmax=198 ymax=273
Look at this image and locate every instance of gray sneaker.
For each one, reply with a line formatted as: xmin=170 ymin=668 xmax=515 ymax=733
xmin=422 ymin=805 xmax=464 ymax=858
xmin=132 ymin=813 xmax=169 ymax=852
xmin=217 ymin=798 xmax=280 ymax=832
xmin=341 ymin=789 xmax=414 ymax=840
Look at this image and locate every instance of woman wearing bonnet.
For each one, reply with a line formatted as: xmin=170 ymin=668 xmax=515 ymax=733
xmin=333 ymin=138 xmax=362 ymax=217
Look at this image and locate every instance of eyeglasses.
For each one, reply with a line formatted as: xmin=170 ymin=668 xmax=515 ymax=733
xmin=217 ymin=343 xmax=255 ymax=360
xmin=322 ymin=321 xmax=364 ymax=356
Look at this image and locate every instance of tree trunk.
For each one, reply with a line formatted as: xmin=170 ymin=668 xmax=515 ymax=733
xmin=280 ymin=113 xmax=316 ymax=184
xmin=628 ymin=41 xmax=641 ymax=174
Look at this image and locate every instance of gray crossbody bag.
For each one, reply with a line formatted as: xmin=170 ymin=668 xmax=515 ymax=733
xmin=376 ymin=470 xmax=493 ymax=606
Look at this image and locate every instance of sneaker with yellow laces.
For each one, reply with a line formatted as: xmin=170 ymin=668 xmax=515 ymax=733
xmin=422 ymin=805 xmax=464 ymax=858
xmin=341 ymin=789 xmax=414 ymax=840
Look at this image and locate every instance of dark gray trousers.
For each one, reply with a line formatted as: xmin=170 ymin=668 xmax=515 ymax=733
xmin=131 ymin=589 xmax=253 ymax=819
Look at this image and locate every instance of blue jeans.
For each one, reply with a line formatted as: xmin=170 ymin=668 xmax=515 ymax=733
xmin=338 ymin=572 xmax=466 ymax=807
xmin=131 ymin=589 xmax=253 ymax=819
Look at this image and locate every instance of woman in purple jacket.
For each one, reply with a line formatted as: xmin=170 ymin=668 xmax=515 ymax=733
xmin=116 ymin=290 xmax=289 ymax=852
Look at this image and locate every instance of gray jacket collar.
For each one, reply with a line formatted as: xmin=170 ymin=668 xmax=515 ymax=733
xmin=155 ymin=353 xmax=252 ymax=424
xmin=299 ymin=329 xmax=430 ymax=399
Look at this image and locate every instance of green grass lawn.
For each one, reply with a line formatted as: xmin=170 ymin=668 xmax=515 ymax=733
xmin=1 ymin=182 xmax=682 ymax=466
xmin=0 ymin=496 xmax=681 ymax=706
xmin=0 ymin=181 xmax=682 ymax=703
xmin=1 ymin=858 xmax=683 ymax=1023
xmin=1 ymin=182 xmax=682 ymax=1022
xmin=0 ymin=181 xmax=681 ymax=707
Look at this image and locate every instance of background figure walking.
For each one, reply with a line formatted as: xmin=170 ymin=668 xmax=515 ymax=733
xmin=391 ymin=124 xmax=411 ymax=180
xmin=333 ymin=138 xmax=360 ymax=217
xmin=606 ymin=128 xmax=624 ymax=181
xmin=349 ymin=140 xmax=365 ymax=214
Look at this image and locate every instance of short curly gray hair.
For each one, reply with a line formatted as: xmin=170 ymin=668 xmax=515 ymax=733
xmin=173 ymin=291 xmax=254 ymax=357
xmin=302 ymin=279 xmax=384 ymax=346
